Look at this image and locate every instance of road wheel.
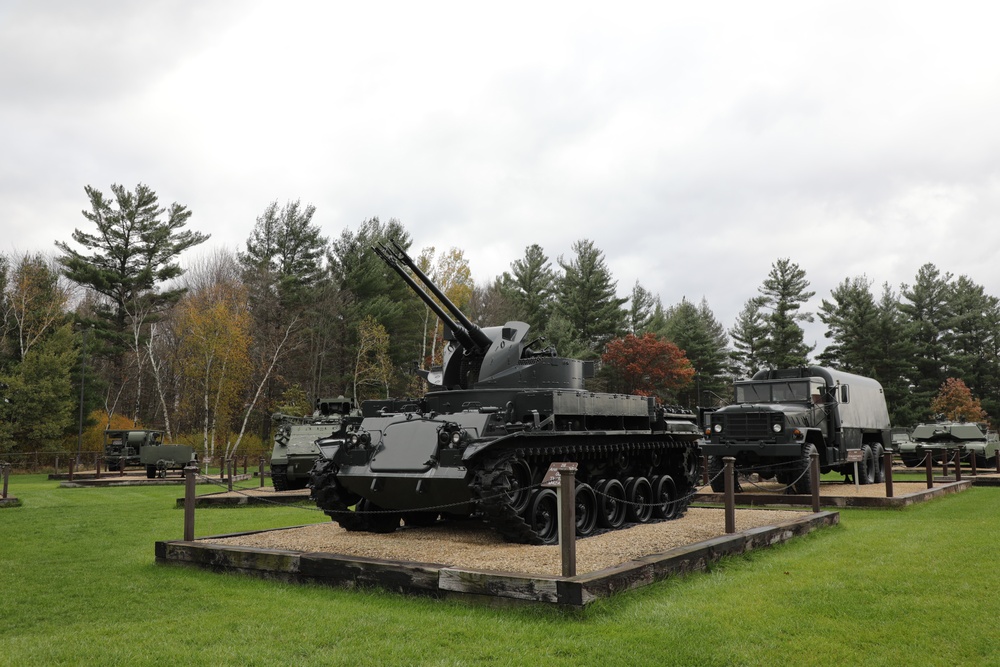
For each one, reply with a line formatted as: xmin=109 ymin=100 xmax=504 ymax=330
xmin=528 ymin=489 xmax=559 ymax=544
xmin=626 ymin=476 xmax=654 ymax=523
xmin=651 ymin=474 xmax=678 ymax=520
xmin=574 ymin=483 xmax=598 ymax=537
xmin=359 ymin=498 xmax=401 ymax=534
xmin=596 ymin=478 xmax=627 ymax=529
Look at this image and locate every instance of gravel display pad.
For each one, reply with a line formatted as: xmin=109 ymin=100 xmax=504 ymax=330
xmin=158 ymin=508 xmax=837 ymax=607
xmin=201 ymin=507 xmax=806 ymax=576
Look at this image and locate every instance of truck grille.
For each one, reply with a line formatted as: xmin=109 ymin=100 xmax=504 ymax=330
xmin=723 ymin=413 xmax=776 ymax=439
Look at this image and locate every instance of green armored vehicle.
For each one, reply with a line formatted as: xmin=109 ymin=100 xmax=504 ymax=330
xmin=898 ymin=419 xmax=998 ymax=468
xmin=270 ymin=397 xmax=359 ymax=491
xmin=104 ymin=429 xmax=163 ymax=471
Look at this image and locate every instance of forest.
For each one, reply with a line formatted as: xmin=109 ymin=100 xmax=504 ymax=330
xmin=0 ymin=183 xmax=995 ymax=460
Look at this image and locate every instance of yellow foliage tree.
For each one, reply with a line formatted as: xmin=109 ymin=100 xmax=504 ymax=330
xmin=354 ymin=315 xmax=393 ymax=402
xmin=176 ymin=281 xmax=252 ymax=461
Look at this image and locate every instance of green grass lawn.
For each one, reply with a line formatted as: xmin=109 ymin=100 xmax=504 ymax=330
xmin=2 ymin=474 xmax=999 ymax=666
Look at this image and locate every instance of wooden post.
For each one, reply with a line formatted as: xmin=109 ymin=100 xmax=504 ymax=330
xmin=259 ymin=457 xmax=265 ymax=489
xmin=95 ymin=456 xmax=101 ymax=479
xmin=68 ymin=459 xmax=75 ymax=482
xmin=558 ymin=467 xmax=577 ymax=578
xmin=227 ymin=459 xmax=234 ymax=492
xmin=925 ymin=451 xmax=934 ymax=489
xmin=2 ymin=464 xmax=9 ymax=499
xmin=810 ymin=450 xmax=820 ymax=513
xmin=884 ymin=450 xmax=894 ymax=498
xmin=183 ymin=465 xmax=196 ymax=541
xmin=242 ymin=456 xmax=248 ymax=475
xmin=119 ymin=456 xmax=125 ymax=476
xmin=724 ymin=456 xmax=736 ymax=534
xmin=54 ymin=456 xmax=59 ymax=477
xmin=701 ymin=454 xmax=709 ymax=486
xmin=219 ymin=457 xmax=225 ymax=479
xmin=996 ymin=451 xmax=1000 ymax=474
xmin=971 ymin=450 xmax=978 ymax=477
xmin=954 ymin=449 xmax=961 ymax=482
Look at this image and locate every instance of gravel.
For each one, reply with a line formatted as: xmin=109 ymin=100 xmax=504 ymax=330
xmin=201 ymin=507 xmax=808 ymax=577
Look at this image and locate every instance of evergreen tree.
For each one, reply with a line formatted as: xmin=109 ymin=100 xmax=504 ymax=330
xmin=817 ymin=275 xmax=881 ymax=374
xmin=499 ymin=244 xmax=556 ymax=334
xmin=659 ymin=297 xmax=730 ymax=408
xmin=627 ymin=281 xmax=656 ymax=335
xmin=871 ymin=284 xmax=918 ymax=426
xmin=56 ymin=183 xmax=208 ymax=425
xmin=757 ymin=258 xmax=815 ymax=368
xmin=899 ymin=263 xmax=953 ymax=408
xmin=552 ymin=239 xmax=627 ymax=356
xmin=945 ymin=275 xmax=1000 ymax=421
xmin=729 ymin=296 xmax=768 ymax=378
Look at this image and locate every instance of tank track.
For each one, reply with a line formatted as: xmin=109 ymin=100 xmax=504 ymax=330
xmin=270 ymin=465 xmax=289 ymax=491
xmin=471 ymin=437 xmax=699 ymax=544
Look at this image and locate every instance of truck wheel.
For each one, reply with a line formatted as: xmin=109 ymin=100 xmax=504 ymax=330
xmin=146 ymin=465 xmax=156 ymax=479
xmin=873 ymin=443 xmax=886 ymax=483
xmin=857 ymin=445 xmax=875 ymax=485
xmin=791 ymin=444 xmax=818 ymax=495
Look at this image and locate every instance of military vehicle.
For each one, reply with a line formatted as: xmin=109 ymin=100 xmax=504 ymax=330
xmin=270 ymin=397 xmax=359 ymax=491
xmin=140 ymin=442 xmax=197 ymax=478
xmin=103 ymin=428 xmax=196 ymax=477
xmin=104 ymin=429 xmax=163 ymax=470
xmin=898 ymin=419 xmax=998 ymax=468
xmin=309 ymin=241 xmax=702 ymax=545
xmin=702 ymin=367 xmax=892 ymax=493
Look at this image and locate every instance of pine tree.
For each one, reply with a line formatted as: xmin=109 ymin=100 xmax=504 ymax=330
xmin=660 ymin=297 xmax=730 ymax=407
xmin=729 ymin=297 xmax=768 ymax=378
xmin=757 ymin=258 xmax=814 ymax=368
xmin=900 ymin=263 xmax=953 ymax=408
xmin=499 ymin=244 xmax=556 ymax=334
xmin=552 ymin=239 xmax=627 ymax=356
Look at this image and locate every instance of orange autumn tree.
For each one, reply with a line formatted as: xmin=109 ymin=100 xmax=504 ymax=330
xmin=930 ymin=377 xmax=988 ymax=424
xmin=601 ymin=332 xmax=695 ymax=402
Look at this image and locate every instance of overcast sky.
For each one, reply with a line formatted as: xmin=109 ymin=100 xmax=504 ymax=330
xmin=3 ymin=1 xmax=1000 ymax=352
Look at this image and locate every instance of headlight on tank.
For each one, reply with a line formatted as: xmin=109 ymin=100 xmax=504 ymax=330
xmin=772 ymin=423 xmax=783 ymax=433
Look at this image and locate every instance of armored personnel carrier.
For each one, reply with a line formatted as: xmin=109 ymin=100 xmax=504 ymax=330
xmin=899 ymin=419 xmax=998 ymax=468
xmin=270 ymin=397 xmax=359 ymax=491
xmin=309 ymin=241 xmax=701 ymax=544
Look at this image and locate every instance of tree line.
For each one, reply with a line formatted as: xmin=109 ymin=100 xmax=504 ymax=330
xmin=0 ymin=183 xmax=995 ymax=458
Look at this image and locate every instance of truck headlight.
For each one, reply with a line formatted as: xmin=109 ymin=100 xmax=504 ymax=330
xmin=713 ymin=424 xmax=723 ymax=433
xmin=772 ymin=423 xmax=782 ymax=433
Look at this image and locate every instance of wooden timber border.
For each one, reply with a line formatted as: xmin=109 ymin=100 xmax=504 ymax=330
xmin=155 ymin=510 xmax=838 ymax=608
xmin=693 ymin=479 xmax=971 ymax=508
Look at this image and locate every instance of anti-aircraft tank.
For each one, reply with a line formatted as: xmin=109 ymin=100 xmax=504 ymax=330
xmin=309 ymin=240 xmax=702 ymax=544
xmin=270 ymin=397 xmax=359 ymax=491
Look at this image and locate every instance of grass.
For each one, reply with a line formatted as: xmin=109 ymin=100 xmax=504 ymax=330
xmin=2 ymin=474 xmax=1000 ymax=666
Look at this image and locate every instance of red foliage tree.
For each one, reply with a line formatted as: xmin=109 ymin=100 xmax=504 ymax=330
xmin=601 ymin=332 xmax=695 ymax=401
xmin=930 ymin=377 xmax=988 ymax=424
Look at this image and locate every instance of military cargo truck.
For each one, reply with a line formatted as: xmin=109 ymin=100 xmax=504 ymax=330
xmin=702 ymin=366 xmax=892 ymax=493
xmin=104 ymin=429 xmax=163 ymax=470
xmin=899 ymin=419 xmax=998 ymax=468
xmin=270 ymin=397 xmax=359 ymax=491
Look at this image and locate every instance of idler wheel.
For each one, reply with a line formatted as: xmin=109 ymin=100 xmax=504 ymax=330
xmin=651 ymin=474 xmax=678 ymax=520
xmin=574 ymin=483 xmax=598 ymax=537
xmin=626 ymin=476 xmax=654 ymax=523
xmin=528 ymin=489 xmax=559 ymax=544
xmin=596 ymin=478 xmax=627 ymax=529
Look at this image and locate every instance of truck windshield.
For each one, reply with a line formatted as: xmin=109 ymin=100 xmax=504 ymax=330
xmin=735 ymin=381 xmax=809 ymax=403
